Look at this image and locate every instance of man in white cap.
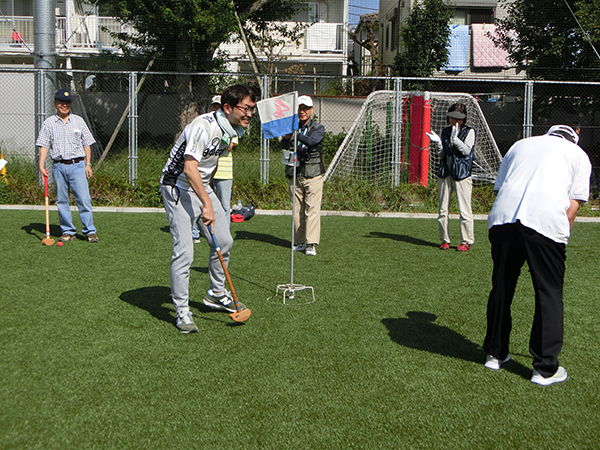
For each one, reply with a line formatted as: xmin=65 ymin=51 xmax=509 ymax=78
xmin=210 ymin=95 xmax=221 ymax=112
xmin=280 ymin=95 xmax=325 ymax=256
xmin=192 ymin=94 xmax=229 ymax=242
xmin=210 ymin=94 xmax=234 ymax=226
xmin=482 ymin=124 xmax=591 ymax=385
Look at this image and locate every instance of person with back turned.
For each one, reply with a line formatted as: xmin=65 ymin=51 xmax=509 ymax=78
xmin=482 ymin=125 xmax=591 ymax=385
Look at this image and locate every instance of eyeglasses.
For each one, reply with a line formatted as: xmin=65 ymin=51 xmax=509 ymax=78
xmin=235 ymin=105 xmax=256 ymax=115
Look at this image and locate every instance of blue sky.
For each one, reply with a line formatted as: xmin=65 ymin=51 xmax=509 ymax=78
xmin=349 ymin=0 xmax=379 ymax=25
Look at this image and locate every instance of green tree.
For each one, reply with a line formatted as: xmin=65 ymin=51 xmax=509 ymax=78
xmin=493 ymin=0 xmax=600 ymax=80
xmin=94 ymin=0 xmax=299 ymax=127
xmin=242 ymin=21 xmax=309 ymax=74
xmin=394 ymin=0 xmax=453 ymax=78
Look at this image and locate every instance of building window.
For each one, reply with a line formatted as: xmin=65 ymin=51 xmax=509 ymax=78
xmin=391 ymin=19 xmax=398 ymax=50
xmin=294 ymin=2 xmax=320 ymax=23
xmin=451 ymin=8 xmax=494 ymax=25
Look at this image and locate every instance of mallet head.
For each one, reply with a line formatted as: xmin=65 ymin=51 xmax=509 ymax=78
xmin=229 ymin=307 xmax=251 ymax=323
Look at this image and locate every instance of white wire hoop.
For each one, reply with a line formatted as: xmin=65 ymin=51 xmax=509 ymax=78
xmin=270 ymin=283 xmax=316 ymax=305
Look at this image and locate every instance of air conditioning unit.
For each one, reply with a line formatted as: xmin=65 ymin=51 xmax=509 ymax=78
xmin=306 ymin=23 xmax=338 ymax=52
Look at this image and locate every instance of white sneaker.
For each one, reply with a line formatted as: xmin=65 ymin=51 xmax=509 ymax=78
xmin=294 ymin=244 xmax=306 ymax=252
xmin=484 ymin=354 xmax=511 ymax=370
xmin=531 ymin=366 xmax=568 ymax=385
xmin=176 ymin=311 xmax=199 ymax=334
xmin=305 ymin=244 xmax=317 ymax=256
xmin=203 ymin=290 xmax=245 ymax=313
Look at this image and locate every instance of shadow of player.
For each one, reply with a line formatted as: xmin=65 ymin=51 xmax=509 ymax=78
xmin=120 ymin=286 xmax=236 ymax=327
xmin=22 ymin=222 xmax=62 ymax=241
xmin=234 ymin=230 xmax=290 ymax=249
xmin=120 ymin=286 xmax=175 ymax=325
xmin=382 ymin=311 xmax=530 ymax=379
xmin=368 ymin=231 xmax=438 ymax=247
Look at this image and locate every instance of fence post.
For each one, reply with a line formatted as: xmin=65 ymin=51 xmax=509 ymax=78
xmin=128 ymin=71 xmax=138 ymax=185
xmin=523 ymin=81 xmax=534 ymax=138
xmin=391 ymin=78 xmax=402 ymax=188
xmin=35 ymin=69 xmax=55 ymax=185
xmin=260 ymin=74 xmax=270 ymax=185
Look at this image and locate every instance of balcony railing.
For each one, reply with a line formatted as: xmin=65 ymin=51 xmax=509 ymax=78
xmin=218 ymin=21 xmax=346 ymax=62
xmin=0 ymin=16 xmax=135 ymax=54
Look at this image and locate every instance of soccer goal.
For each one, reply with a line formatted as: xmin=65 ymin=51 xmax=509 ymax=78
xmin=324 ymin=91 xmax=503 ymax=187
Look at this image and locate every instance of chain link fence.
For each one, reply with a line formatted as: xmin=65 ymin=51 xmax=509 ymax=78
xmin=1 ymin=69 xmax=599 ymax=197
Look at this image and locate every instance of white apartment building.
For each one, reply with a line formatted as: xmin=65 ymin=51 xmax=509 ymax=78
xmin=0 ymin=0 xmax=134 ymax=67
xmin=218 ymin=0 xmax=350 ymax=76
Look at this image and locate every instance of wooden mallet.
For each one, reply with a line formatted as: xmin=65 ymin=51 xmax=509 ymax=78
xmin=42 ymin=175 xmax=55 ymax=246
xmin=208 ymin=225 xmax=251 ymax=322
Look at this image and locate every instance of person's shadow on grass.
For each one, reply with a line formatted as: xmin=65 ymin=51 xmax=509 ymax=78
xmin=120 ymin=286 xmax=175 ymax=325
xmin=369 ymin=231 xmax=438 ymax=247
xmin=22 ymin=223 xmax=62 ymax=241
xmin=234 ymin=230 xmax=290 ymax=249
xmin=120 ymin=286 xmax=237 ymax=327
xmin=382 ymin=311 xmax=530 ymax=379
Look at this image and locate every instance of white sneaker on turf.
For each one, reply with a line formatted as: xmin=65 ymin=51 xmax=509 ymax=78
xmin=203 ymin=290 xmax=246 ymax=313
xmin=294 ymin=244 xmax=306 ymax=252
xmin=305 ymin=244 xmax=317 ymax=256
xmin=531 ymin=366 xmax=568 ymax=386
xmin=484 ymin=354 xmax=511 ymax=370
xmin=176 ymin=311 xmax=198 ymax=334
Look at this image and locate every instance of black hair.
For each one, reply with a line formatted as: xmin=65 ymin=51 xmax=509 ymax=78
xmin=221 ymin=84 xmax=257 ymax=108
xmin=569 ymin=122 xmax=581 ymax=134
xmin=446 ymin=103 xmax=468 ymax=125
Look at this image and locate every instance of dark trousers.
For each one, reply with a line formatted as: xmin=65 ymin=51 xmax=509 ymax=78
xmin=483 ymin=222 xmax=566 ymax=377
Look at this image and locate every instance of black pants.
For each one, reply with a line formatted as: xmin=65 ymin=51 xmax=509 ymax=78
xmin=483 ymin=222 xmax=566 ymax=377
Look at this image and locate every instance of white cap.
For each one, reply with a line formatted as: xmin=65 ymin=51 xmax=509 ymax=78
xmin=547 ymin=125 xmax=579 ymax=144
xmin=211 ymin=95 xmax=221 ymax=105
xmin=298 ymin=95 xmax=313 ymax=108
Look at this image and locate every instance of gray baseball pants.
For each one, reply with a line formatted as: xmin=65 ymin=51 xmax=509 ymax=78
xmin=161 ymin=184 xmax=233 ymax=315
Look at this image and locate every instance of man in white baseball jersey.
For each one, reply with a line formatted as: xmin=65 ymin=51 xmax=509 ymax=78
xmin=160 ymin=85 xmax=256 ymax=333
xmin=483 ymin=125 xmax=591 ymax=385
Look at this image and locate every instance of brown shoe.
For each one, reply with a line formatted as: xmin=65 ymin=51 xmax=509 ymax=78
xmin=87 ymin=233 xmax=99 ymax=243
xmin=59 ymin=234 xmax=76 ymax=242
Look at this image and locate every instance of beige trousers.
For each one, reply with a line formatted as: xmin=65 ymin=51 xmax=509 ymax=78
xmin=437 ymin=176 xmax=474 ymax=245
xmin=289 ymin=174 xmax=324 ymax=245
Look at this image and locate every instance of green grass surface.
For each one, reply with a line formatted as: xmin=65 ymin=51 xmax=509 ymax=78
xmin=1 ymin=211 xmax=599 ymax=449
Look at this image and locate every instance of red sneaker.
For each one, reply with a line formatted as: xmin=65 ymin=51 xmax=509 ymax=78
xmin=456 ymin=243 xmax=470 ymax=252
xmin=439 ymin=242 xmax=450 ymax=250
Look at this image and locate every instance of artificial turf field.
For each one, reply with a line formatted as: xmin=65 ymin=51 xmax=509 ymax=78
xmin=1 ymin=209 xmax=599 ymax=449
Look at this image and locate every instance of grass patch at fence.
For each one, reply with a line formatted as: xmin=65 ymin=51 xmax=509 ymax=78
xmin=1 ymin=211 xmax=599 ymax=449
xmin=2 ymin=149 xmax=600 ymax=217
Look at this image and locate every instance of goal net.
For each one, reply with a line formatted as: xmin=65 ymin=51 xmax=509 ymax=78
xmin=324 ymin=91 xmax=503 ymax=186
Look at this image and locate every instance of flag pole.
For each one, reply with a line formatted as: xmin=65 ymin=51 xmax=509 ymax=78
xmin=255 ymin=91 xmax=315 ymax=305
xmin=290 ymin=131 xmax=298 ymax=287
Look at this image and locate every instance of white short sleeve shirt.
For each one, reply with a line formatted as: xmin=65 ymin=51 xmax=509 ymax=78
xmin=488 ymin=134 xmax=591 ymax=244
